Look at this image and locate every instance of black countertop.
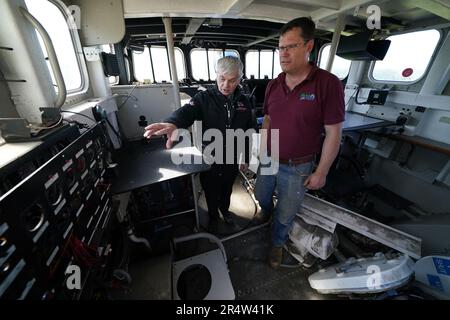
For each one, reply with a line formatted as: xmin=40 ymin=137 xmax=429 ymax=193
xmin=111 ymin=138 xmax=210 ymax=194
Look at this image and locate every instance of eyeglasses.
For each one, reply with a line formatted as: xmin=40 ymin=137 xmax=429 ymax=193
xmin=277 ymin=41 xmax=308 ymax=52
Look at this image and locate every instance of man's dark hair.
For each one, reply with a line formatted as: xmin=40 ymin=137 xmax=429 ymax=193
xmin=280 ymin=17 xmax=315 ymax=41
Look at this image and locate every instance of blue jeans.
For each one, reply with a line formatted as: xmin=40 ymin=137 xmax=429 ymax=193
xmin=254 ymin=160 xmax=313 ymax=247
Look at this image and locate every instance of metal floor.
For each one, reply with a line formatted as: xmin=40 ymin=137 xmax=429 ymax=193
xmin=223 ymin=226 xmax=334 ymax=300
xmin=114 ymin=177 xmax=338 ymax=300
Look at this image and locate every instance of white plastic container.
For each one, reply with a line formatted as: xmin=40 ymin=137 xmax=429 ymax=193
xmin=414 ymin=255 xmax=450 ymax=296
xmin=308 ymin=253 xmax=414 ymax=294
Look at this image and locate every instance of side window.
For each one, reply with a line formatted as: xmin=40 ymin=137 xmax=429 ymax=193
xmin=245 ymin=50 xmax=280 ymax=79
xmin=260 ymin=50 xmax=273 ymax=79
xmin=190 ymin=49 xmax=240 ymax=81
xmin=370 ymin=29 xmax=441 ymax=83
xmin=132 ymin=47 xmax=153 ymax=83
xmin=150 ymin=46 xmax=171 ymax=82
xmin=190 ymin=49 xmax=209 ymax=81
xmin=245 ymin=50 xmax=259 ymax=79
xmin=318 ymin=43 xmax=352 ymax=80
xmin=208 ymin=49 xmax=224 ymax=81
xmin=25 ymin=0 xmax=86 ymax=94
xmin=132 ymin=46 xmax=186 ymax=83
xmin=174 ymin=48 xmax=186 ymax=81
xmin=273 ymin=50 xmax=282 ymax=77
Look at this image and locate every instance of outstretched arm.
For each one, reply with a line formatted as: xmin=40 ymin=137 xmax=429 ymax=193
xmin=143 ymin=123 xmax=178 ymax=149
xmin=143 ymin=95 xmax=204 ymax=148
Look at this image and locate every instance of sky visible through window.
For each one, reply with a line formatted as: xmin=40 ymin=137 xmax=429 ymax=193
xmin=372 ymin=29 xmax=440 ymax=82
xmin=25 ymin=0 xmax=82 ymax=92
xmin=245 ymin=50 xmax=281 ymax=79
xmin=191 ymin=49 xmax=239 ymax=81
xmin=133 ymin=47 xmax=186 ymax=83
xmin=319 ymin=44 xmax=352 ymax=80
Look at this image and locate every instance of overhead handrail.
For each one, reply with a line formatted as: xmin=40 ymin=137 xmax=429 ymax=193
xmin=20 ymin=6 xmax=66 ymax=109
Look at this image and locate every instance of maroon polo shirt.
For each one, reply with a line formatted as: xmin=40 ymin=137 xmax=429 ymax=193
xmin=263 ymin=63 xmax=345 ymax=159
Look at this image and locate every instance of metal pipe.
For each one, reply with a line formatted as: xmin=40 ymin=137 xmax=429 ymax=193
xmin=20 ymin=7 xmax=66 ymax=109
xmin=191 ymin=174 xmax=200 ymax=231
xmin=173 ymin=232 xmax=227 ymax=263
xmin=87 ymin=55 xmax=111 ymax=98
xmin=220 ymin=221 xmax=269 ymax=243
xmin=206 ymin=48 xmax=211 ymax=80
xmin=148 ymin=45 xmax=156 ymax=82
xmin=162 ymin=17 xmax=181 ymax=110
xmin=325 ymin=14 xmax=346 ymax=72
xmin=244 ymin=33 xmax=279 ymax=47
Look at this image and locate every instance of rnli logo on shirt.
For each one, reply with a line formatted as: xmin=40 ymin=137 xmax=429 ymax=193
xmin=299 ymin=92 xmax=315 ymax=101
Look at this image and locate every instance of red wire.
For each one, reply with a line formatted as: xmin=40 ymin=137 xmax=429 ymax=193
xmin=69 ymin=237 xmax=100 ymax=268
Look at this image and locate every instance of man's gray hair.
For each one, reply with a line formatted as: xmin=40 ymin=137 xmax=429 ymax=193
xmin=215 ymin=56 xmax=243 ymax=78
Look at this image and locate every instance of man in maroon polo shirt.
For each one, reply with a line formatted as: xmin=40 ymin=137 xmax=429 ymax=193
xmin=254 ymin=17 xmax=345 ymax=269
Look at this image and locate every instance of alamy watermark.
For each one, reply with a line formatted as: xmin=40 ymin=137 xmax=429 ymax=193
xmin=65 ymin=265 xmax=81 ymax=290
xmin=168 ymin=124 xmax=280 ymax=175
xmin=354 ymin=4 xmax=382 ymax=30
xmin=366 ymin=5 xmax=381 ymax=30
xmin=366 ymin=265 xmax=382 ymax=291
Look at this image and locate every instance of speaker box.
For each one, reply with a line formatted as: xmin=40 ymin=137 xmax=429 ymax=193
xmin=337 ymin=32 xmax=391 ymax=61
xmin=101 ymin=52 xmax=120 ymax=77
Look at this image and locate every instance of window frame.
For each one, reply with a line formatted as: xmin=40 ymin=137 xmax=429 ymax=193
xmin=273 ymin=49 xmax=282 ymax=78
xmin=244 ymin=49 xmax=259 ymax=79
xmin=318 ymin=43 xmax=351 ymax=80
xmin=132 ymin=47 xmax=153 ymax=83
xmin=245 ymin=49 xmax=279 ymax=80
xmin=132 ymin=45 xmax=186 ymax=83
xmin=190 ymin=48 xmax=240 ymax=81
xmin=150 ymin=45 xmax=172 ymax=82
xmin=45 ymin=0 xmax=89 ymax=95
xmin=259 ymin=49 xmax=275 ymax=79
xmin=190 ymin=48 xmax=209 ymax=81
xmin=368 ymin=29 xmax=442 ymax=85
xmin=174 ymin=47 xmax=187 ymax=81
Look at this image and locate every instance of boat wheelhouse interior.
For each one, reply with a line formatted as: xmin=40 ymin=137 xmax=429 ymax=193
xmin=0 ymin=0 xmax=449 ymax=300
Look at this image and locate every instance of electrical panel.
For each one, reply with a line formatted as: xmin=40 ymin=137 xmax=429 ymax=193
xmin=0 ymin=123 xmax=115 ymax=299
xmin=0 ymin=125 xmax=80 ymax=197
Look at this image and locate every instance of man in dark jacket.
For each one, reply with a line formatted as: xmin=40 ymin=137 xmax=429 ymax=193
xmin=143 ymin=56 xmax=253 ymax=227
